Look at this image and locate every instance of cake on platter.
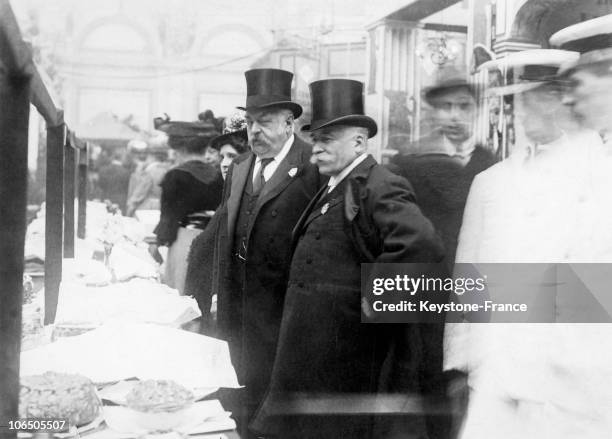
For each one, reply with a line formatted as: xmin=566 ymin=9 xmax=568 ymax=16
xmin=122 ymin=380 xmax=196 ymax=431
xmin=19 ymin=372 xmax=102 ymax=427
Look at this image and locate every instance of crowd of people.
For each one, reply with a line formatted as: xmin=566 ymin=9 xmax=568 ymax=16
xmin=78 ymin=12 xmax=612 ymax=439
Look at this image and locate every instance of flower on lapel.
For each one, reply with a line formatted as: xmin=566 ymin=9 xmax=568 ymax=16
xmin=288 ymin=167 xmax=298 ymax=178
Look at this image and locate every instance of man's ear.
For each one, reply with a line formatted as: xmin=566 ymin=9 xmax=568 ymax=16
xmin=354 ymin=131 xmax=368 ymax=154
xmin=285 ymin=112 xmax=295 ymax=127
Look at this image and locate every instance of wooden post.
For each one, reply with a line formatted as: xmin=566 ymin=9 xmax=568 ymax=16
xmin=0 ymin=76 xmax=31 ymax=439
xmin=63 ymin=132 xmax=76 ymax=258
xmin=77 ymin=142 xmax=88 ymax=240
xmin=0 ymin=0 xmax=34 ymax=432
xmin=45 ymin=115 xmax=65 ymax=325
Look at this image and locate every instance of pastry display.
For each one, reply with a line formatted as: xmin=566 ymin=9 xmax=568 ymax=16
xmin=126 ymin=379 xmax=194 ymax=413
xmin=19 ymin=372 xmax=102 ymax=426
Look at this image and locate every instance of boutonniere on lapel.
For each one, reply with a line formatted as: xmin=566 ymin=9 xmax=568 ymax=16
xmin=288 ymin=167 xmax=298 ymax=178
xmin=321 ymin=202 xmax=330 ymax=215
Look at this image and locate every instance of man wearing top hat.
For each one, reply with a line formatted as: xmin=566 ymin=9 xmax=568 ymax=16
xmin=251 ymin=79 xmax=444 ymax=439
xmin=444 ymin=48 xmax=607 ymax=439
xmin=390 ymin=69 xmax=496 ymax=270
xmin=211 ymin=68 xmax=323 ymax=438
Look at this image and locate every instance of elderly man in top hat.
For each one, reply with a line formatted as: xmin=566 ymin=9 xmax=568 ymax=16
xmin=444 ymin=47 xmax=608 ymax=439
xmin=211 ymin=69 xmax=323 ymax=438
xmin=251 ymin=79 xmax=444 ymax=439
xmin=390 ymin=69 xmax=496 ymax=270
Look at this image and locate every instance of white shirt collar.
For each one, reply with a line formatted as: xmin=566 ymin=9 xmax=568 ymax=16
xmin=327 ymin=153 xmax=369 ymax=193
xmin=443 ymin=135 xmax=476 ymax=164
xmin=253 ymin=134 xmax=294 ymax=182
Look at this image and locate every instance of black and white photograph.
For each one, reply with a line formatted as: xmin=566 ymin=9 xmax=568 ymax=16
xmin=2 ymin=0 xmax=612 ymax=438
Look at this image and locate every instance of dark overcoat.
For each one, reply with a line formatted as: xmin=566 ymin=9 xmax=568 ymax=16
xmin=252 ymin=155 xmax=445 ymax=439
xmin=390 ymin=142 xmax=497 ymax=268
xmin=212 ymin=135 xmax=323 ymax=429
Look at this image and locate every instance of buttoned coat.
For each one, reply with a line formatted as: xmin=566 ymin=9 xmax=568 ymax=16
xmin=252 ymin=155 xmax=445 ymax=438
xmin=212 ymin=135 xmax=323 ymax=418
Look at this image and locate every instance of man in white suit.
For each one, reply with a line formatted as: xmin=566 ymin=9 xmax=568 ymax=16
xmin=445 ymin=48 xmax=607 ymax=439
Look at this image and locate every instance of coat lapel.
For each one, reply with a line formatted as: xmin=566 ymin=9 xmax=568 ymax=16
xmin=227 ymin=154 xmax=254 ymax=240
xmin=252 ymin=137 xmax=305 ymax=217
xmin=301 ymin=155 xmax=377 ymax=230
xmin=302 ymin=193 xmax=343 ymax=228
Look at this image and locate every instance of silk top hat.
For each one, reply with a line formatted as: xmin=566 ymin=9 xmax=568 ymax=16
xmin=237 ymin=69 xmax=302 ymax=118
xmin=301 ymin=79 xmax=377 ymax=138
xmin=550 ymin=14 xmax=612 ymax=73
xmin=423 ymin=67 xmax=476 ymax=105
xmin=478 ymin=49 xmax=579 ymax=95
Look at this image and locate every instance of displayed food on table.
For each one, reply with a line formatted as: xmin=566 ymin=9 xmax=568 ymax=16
xmin=125 ymin=379 xmax=195 ymax=413
xmin=54 ymin=278 xmax=200 ymax=330
xmin=19 ymin=372 xmax=102 ymax=427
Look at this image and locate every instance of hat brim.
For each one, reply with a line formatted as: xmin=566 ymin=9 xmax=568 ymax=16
xmin=486 ymin=81 xmax=546 ymax=96
xmin=209 ymin=129 xmax=248 ymax=151
xmin=301 ymin=115 xmax=378 ymax=138
xmin=424 ymin=81 xmax=476 ymax=104
xmin=237 ymin=101 xmax=303 ymax=118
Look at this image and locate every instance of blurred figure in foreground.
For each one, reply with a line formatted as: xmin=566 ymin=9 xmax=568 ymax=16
xmin=390 ymin=69 xmax=496 ymax=270
xmin=184 ymin=113 xmax=249 ymax=333
xmin=445 ymin=48 xmax=606 ymax=439
xmin=151 ymin=112 xmax=224 ymax=294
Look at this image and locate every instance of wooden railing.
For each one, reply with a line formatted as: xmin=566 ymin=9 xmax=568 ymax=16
xmin=0 ymin=0 xmax=87 ymax=431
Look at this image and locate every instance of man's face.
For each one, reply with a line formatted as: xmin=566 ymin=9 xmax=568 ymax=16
xmin=310 ymin=125 xmax=366 ymax=176
xmin=515 ymin=84 xmax=564 ymax=143
xmin=567 ymin=69 xmax=612 ymax=132
xmin=430 ymin=88 xmax=476 ymax=143
xmin=245 ymin=108 xmax=292 ymax=158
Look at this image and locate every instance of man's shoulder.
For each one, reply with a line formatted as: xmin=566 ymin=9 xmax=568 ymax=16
xmin=352 ymin=158 xmax=414 ymax=195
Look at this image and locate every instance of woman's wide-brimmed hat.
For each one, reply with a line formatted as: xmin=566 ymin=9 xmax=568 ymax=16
xmin=209 ymin=112 xmax=248 ymax=153
xmin=153 ymin=112 xmax=219 ymax=138
xmin=237 ymin=69 xmax=303 ymax=118
xmin=301 ymin=79 xmax=377 ymax=138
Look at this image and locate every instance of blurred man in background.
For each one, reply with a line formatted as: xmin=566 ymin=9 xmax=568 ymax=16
xmin=390 ymin=69 xmax=496 ymax=269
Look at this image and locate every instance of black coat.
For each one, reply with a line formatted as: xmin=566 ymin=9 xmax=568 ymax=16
xmin=184 ymin=213 xmax=220 ymax=334
xmin=390 ymin=143 xmax=497 ymax=269
xmin=153 ymin=160 xmax=224 ymax=246
xmin=251 ymin=156 xmax=445 ymax=439
xmin=212 ymin=136 xmax=324 ymax=429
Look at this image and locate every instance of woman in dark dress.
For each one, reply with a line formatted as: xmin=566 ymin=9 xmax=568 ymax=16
xmin=184 ymin=115 xmax=248 ymax=334
xmin=151 ymin=112 xmax=224 ymax=294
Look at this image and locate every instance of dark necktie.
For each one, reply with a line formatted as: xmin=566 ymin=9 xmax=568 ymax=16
xmin=253 ymin=158 xmax=274 ymax=193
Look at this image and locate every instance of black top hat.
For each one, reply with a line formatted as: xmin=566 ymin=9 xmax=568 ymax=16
xmin=237 ymin=69 xmax=302 ymax=118
xmin=301 ymin=79 xmax=377 ymax=138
